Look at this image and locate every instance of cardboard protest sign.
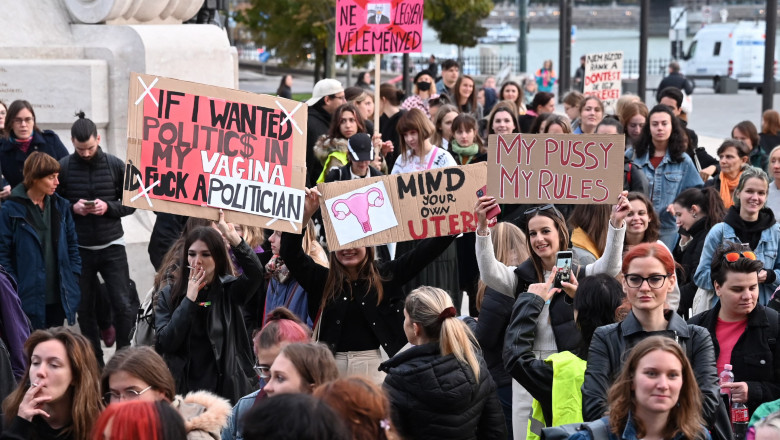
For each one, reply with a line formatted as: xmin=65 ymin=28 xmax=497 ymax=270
xmin=335 ymin=0 xmax=424 ymax=55
xmin=486 ymin=134 xmax=624 ymax=204
xmin=583 ymin=51 xmax=623 ymax=112
xmin=318 ymin=163 xmax=486 ymax=250
xmin=124 ymin=72 xmax=307 ymax=232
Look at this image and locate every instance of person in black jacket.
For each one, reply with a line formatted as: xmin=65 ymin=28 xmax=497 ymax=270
xmin=279 ymin=188 xmax=456 ymax=382
xmin=503 ymin=273 xmax=626 ymax=438
xmin=323 ymin=133 xmax=382 ymax=182
xmin=688 ymin=242 xmax=780 ymax=416
xmin=0 ymin=100 xmax=68 ymax=190
xmin=581 ymin=242 xmax=724 ymax=438
xmin=57 ymin=114 xmax=137 ymax=365
xmin=655 ymin=61 xmax=694 ymax=103
xmin=380 ymin=286 xmax=506 ymax=440
xmin=155 ymin=211 xmax=262 ymax=404
xmin=306 ymin=79 xmax=346 ymax=187
xmin=672 ymin=187 xmax=726 ymax=318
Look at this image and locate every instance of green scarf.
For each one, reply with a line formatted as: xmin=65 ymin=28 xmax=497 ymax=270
xmin=450 ymin=139 xmax=479 ymax=158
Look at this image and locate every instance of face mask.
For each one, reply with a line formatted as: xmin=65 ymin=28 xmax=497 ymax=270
xmin=417 ymin=82 xmax=431 ymax=91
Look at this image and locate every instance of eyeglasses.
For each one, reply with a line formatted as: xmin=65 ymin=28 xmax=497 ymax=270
xmin=254 ymin=363 xmax=271 ymax=380
xmin=724 ymin=251 xmax=757 ymax=263
xmin=524 ymin=204 xmax=563 ymax=219
xmin=13 ymin=117 xmax=33 ymax=126
xmin=623 ymin=273 xmax=672 ymax=289
xmin=103 ymin=385 xmax=153 ymax=404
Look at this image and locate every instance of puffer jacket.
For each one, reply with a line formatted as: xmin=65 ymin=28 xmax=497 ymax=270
xmin=476 ymin=287 xmax=515 ymax=388
xmin=688 ymin=303 xmax=780 ymax=415
xmin=56 ymin=148 xmax=135 ymax=246
xmin=581 ymin=310 xmax=720 ymax=427
xmin=380 ymin=342 xmax=506 ymax=440
xmin=172 ymin=390 xmax=232 ymax=440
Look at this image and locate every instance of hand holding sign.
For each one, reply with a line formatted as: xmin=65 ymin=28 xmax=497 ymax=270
xmin=303 ymin=187 xmax=323 ymax=225
xmin=217 ymin=209 xmax=242 ymax=247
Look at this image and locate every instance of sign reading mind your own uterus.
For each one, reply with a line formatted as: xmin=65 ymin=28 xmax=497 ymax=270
xmin=318 ymin=163 xmax=486 ymax=250
xmin=123 ymin=72 xmax=308 ymax=233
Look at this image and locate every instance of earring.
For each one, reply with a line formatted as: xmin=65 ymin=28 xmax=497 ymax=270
xmin=692 ymin=213 xmax=697 ymax=218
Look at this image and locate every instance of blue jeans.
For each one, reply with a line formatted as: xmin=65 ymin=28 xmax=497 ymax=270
xmin=77 ymin=245 xmax=137 ymax=364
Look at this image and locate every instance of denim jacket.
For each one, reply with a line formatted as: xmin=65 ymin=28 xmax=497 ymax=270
xmin=568 ymin=415 xmax=711 ymax=440
xmin=694 ymin=221 xmax=780 ymax=306
xmin=626 ymin=148 xmax=703 ymax=233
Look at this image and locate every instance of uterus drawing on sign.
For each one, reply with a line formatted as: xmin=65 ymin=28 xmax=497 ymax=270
xmin=325 ymin=181 xmax=398 ymax=245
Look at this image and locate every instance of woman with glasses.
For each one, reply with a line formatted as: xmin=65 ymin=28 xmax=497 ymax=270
xmin=224 ymin=308 xmax=310 ymax=440
xmin=475 ymin=194 xmax=629 ymax=439
xmin=101 ymin=346 xmax=232 ymax=440
xmin=694 ymin=167 xmax=780 ymax=307
xmin=155 ymin=210 xmax=263 ymax=404
xmin=689 ymin=242 xmax=780 ymax=417
xmin=0 ymin=100 xmax=68 ymax=189
xmin=581 ymin=243 xmax=721 ymax=434
xmin=1 ymin=328 xmax=101 ymax=440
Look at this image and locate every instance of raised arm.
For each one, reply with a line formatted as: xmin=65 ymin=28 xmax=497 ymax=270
xmin=585 ymin=191 xmax=628 ymax=278
xmin=475 ymin=196 xmax=518 ymax=296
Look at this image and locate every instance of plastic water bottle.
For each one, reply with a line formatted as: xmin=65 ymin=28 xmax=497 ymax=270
xmin=719 ymin=364 xmax=734 ymax=396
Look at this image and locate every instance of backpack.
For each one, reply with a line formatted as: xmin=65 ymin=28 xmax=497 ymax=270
xmin=130 ymin=287 xmax=156 ymax=347
xmin=541 ymin=418 xmax=610 ymax=440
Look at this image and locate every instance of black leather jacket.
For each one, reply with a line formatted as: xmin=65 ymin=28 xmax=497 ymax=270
xmin=155 ymin=240 xmax=262 ymax=404
xmin=581 ymin=310 xmax=720 ymax=425
xmin=689 ymin=303 xmax=780 ymax=415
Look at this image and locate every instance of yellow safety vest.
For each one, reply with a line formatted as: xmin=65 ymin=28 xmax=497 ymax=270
xmin=527 ymin=351 xmax=587 ymax=440
xmin=317 ymin=151 xmax=349 ymax=184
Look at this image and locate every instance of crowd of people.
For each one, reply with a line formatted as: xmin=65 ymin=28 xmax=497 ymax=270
xmin=2 ymin=55 xmax=780 ymax=440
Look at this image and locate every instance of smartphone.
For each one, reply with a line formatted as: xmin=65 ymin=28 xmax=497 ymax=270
xmin=84 ymin=200 xmax=96 ymax=207
xmin=476 ymin=186 xmax=501 ymax=220
xmin=553 ymin=251 xmax=573 ymax=289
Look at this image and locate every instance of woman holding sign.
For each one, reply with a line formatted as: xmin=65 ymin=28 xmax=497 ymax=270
xmin=278 ymin=187 xmax=456 ymax=383
xmin=625 ymin=105 xmax=703 ymax=249
xmin=475 ymin=193 xmax=629 ymax=439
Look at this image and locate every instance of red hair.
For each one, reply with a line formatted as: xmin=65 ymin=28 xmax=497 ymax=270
xmin=92 ymin=401 xmax=161 ymax=440
xmin=255 ymin=307 xmax=311 ymax=349
xmin=621 ymin=242 xmax=675 ymax=274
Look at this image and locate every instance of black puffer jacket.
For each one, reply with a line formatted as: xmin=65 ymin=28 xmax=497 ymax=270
xmin=688 ymin=303 xmax=780 ymax=415
xmin=57 ymin=148 xmax=135 ymax=246
xmin=380 ymin=342 xmax=506 ymax=440
xmin=582 ymin=310 xmax=720 ymax=425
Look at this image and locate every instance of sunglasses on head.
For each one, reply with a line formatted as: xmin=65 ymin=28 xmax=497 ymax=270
xmin=524 ymin=204 xmax=563 ymax=220
xmin=723 ymin=251 xmax=757 ymax=263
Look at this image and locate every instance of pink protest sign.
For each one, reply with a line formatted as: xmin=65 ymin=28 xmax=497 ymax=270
xmin=335 ymin=0 xmax=423 ymax=55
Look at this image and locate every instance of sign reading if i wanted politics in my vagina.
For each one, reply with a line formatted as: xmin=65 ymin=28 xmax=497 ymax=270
xmin=123 ymin=72 xmax=307 ymax=233
xmin=335 ymin=0 xmax=424 ymax=55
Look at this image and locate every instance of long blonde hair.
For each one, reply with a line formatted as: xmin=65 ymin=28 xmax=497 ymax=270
xmin=405 ymin=286 xmax=481 ymax=380
xmin=476 ymin=222 xmax=528 ymax=310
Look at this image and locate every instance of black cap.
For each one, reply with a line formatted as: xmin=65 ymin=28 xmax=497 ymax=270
xmin=347 ymin=133 xmax=374 ymax=162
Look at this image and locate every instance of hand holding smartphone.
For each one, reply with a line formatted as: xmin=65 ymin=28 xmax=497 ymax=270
xmin=476 ymin=186 xmax=501 ymax=220
xmin=84 ymin=200 xmax=96 ymax=207
xmin=553 ymin=251 xmax=573 ymax=289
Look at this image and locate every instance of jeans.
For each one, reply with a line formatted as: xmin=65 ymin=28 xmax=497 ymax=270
xmin=77 ymin=245 xmax=138 ymax=365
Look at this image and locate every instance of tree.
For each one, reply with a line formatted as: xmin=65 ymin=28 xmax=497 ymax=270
xmin=425 ymin=0 xmax=494 ymax=61
xmin=238 ymin=0 xmax=335 ymax=81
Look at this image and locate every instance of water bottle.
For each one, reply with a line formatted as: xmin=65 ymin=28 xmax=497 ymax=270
xmin=720 ymin=364 xmax=734 ymax=398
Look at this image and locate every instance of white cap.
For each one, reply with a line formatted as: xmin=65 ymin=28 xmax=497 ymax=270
xmin=305 ymin=78 xmax=344 ymax=106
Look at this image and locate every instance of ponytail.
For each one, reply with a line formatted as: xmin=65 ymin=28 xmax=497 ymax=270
xmin=673 ymin=187 xmax=726 ymax=230
xmin=405 ymin=286 xmax=481 ymax=381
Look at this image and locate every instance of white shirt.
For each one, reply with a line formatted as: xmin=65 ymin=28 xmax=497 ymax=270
xmin=391 ymin=146 xmax=456 ymax=174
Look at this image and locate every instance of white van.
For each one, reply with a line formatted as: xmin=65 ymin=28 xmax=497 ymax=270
xmin=683 ymin=21 xmax=778 ymax=90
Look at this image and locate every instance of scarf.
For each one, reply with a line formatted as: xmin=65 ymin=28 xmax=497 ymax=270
xmin=450 ymin=139 xmax=479 ymax=163
xmin=719 ymin=171 xmax=742 ymax=209
xmin=265 ymin=254 xmax=290 ymax=284
xmin=14 ymin=137 xmax=33 ymax=154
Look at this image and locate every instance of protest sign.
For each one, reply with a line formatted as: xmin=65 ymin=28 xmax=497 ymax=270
xmin=318 ymin=163 xmax=486 ymax=250
xmin=486 ymin=133 xmax=624 ymax=204
xmin=583 ymin=51 xmax=623 ymax=112
xmin=335 ymin=0 xmax=424 ymax=55
xmin=123 ymin=72 xmax=307 ymax=232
